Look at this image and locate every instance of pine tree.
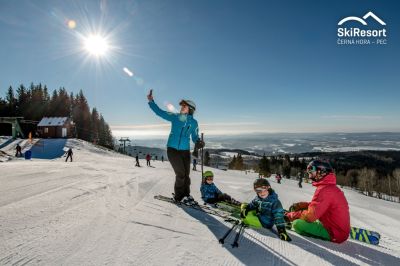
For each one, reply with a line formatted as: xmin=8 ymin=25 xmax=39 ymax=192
xmin=235 ymin=154 xmax=244 ymax=170
xmin=0 ymin=97 xmax=7 ymax=116
xmin=204 ymin=150 xmax=211 ymax=166
xmin=57 ymin=87 xmax=71 ymax=116
xmin=258 ymin=154 xmax=271 ymax=176
xmin=283 ymin=154 xmax=291 ymax=178
xmin=90 ymin=108 xmax=100 ymax=143
xmin=16 ymin=84 xmax=28 ymax=116
xmin=72 ymin=90 xmax=91 ymax=141
xmin=6 ymin=86 xmax=16 ymax=116
xmin=228 ymin=155 xmax=236 ymax=169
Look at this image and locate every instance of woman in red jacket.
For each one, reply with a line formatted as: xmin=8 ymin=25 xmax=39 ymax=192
xmin=285 ymin=160 xmax=350 ymax=243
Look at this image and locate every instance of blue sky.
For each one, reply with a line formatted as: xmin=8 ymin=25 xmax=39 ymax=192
xmin=1 ymin=0 xmax=399 ymax=137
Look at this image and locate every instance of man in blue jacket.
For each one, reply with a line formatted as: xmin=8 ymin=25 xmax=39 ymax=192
xmin=147 ymin=90 xmax=204 ymax=203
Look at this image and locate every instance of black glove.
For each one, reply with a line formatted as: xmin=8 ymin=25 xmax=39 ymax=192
xmin=277 ymin=227 xmax=292 ymax=242
xmin=283 ymin=214 xmax=292 ymax=230
xmin=240 ymin=203 xmax=249 ymax=218
xmin=192 ymin=140 xmax=205 ymax=158
xmin=196 ymin=139 xmax=205 ymax=149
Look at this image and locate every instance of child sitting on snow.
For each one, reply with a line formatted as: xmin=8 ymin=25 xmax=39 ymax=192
xmin=241 ymin=178 xmax=291 ymax=241
xmin=200 ymin=171 xmax=241 ymax=206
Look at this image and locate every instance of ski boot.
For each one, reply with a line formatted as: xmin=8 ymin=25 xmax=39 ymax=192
xmin=182 ymin=195 xmax=198 ymax=206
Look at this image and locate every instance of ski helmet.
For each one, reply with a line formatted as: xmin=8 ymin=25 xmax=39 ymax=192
xmin=180 ymin=99 xmax=196 ymax=114
xmin=203 ymin=170 xmax=214 ymax=179
xmin=306 ymin=160 xmax=333 ymax=176
xmin=253 ymin=178 xmax=270 ymax=189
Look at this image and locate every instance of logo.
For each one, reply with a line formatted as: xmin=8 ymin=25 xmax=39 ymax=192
xmin=338 ymin=11 xmax=386 ymax=26
xmin=337 ymin=11 xmax=387 ymax=45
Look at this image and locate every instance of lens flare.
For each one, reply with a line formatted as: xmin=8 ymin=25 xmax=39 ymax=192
xmin=123 ymin=67 xmax=134 ymax=77
xmin=166 ymin=103 xmax=177 ymax=112
xmin=67 ymin=20 xmax=76 ymax=29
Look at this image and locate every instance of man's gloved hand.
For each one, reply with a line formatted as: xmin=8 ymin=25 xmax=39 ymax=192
xmin=192 ymin=140 xmax=205 ymax=158
xmin=196 ymin=139 xmax=205 ymax=149
xmin=277 ymin=227 xmax=292 ymax=242
xmin=240 ymin=203 xmax=249 ymax=218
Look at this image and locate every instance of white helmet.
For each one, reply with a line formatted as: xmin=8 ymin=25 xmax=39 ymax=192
xmin=180 ymin=99 xmax=196 ymax=113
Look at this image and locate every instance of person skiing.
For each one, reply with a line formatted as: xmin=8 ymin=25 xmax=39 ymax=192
xmin=146 ymin=154 xmax=151 ymax=166
xmin=297 ymin=171 xmax=303 ymax=188
xmin=241 ymin=178 xmax=291 ymax=241
xmin=200 ymin=171 xmax=241 ymax=206
xmin=276 ymin=173 xmax=282 ymax=184
xmin=135 ymin=154 xmax=140 ymax=167
xmin=192 ymin=158 xmax=197 ymax=171
xmin=161 ymin=155 xmax=164 ymax=162
xmin=65 ymin=148 xmax=73 ymax=162
xmin=147 ymin=89 xmax=203 ymax=203
xmin=15 ymin=144 xmax=22 ymax=157
xmin=284 ymin=160 xmax=350 ymax=243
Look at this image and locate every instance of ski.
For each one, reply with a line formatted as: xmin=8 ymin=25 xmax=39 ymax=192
xmin=215 ymin=202 xmax=242 ymax=219
xmin=154 ymin=195 xmax=233 ymax=219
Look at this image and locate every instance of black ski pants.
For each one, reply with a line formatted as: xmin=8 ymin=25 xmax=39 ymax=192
xmin=65 ymin=154 xmax=72 ymax=162
xmin=167 ymin=147 xmax=191 ymax=201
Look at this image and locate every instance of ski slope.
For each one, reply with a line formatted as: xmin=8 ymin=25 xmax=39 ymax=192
xmin=1 ymin=139 xmax=400 ymax=265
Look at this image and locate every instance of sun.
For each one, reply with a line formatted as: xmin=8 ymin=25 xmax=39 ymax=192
xmin=83 ymin=34 xmax=109 ymax=57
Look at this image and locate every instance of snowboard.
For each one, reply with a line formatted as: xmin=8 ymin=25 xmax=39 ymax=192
xmin=350 ymin=226 xmax=380 ymax=245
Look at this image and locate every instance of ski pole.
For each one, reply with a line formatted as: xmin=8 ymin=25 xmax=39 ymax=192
xmin=201 ymin=133 xmax=204 ymax=183
xmin=232 ymin=223 xmax=246 ymax=248
xmin=219 ymin=221 xmax=239 ymax=244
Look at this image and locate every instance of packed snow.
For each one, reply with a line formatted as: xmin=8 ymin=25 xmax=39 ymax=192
xmin=1 ymin=139 xmax=400 ymax=265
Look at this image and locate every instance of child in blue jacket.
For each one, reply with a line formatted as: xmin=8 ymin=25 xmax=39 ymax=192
xmin=200 ymin=171 xmax=241 ymax=206
xmin=241 ymin=178 xmax=292 ymax=241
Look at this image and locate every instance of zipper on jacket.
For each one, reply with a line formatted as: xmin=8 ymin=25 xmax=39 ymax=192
xmin=178 ymin=127 xmax=184 ymax=149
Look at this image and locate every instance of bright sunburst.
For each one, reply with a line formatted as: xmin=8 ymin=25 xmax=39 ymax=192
xmin=83 ymin=34 xmax=109 ymax=57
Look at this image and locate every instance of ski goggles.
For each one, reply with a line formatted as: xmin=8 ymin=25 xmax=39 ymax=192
xmin=255 ymin=187 xmax=268 ymax=193
xmin=306 ymin=168 xmax=316 ymax=175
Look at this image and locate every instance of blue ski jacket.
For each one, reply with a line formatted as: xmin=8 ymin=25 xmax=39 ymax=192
xmin=247 ymin=190 xmax=286 ymax=229
xmin=148 ymin=100 xmax=200 ymax=150
xmin=200 ymin=183 xmax=222 ymax=201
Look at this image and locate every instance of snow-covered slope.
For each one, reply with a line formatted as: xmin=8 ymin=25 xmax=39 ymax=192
xmin=1 ymin=139 xmax=400 ymax=265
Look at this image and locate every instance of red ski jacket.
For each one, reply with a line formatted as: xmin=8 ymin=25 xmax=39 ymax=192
xmin=286 ymin=173 xmax=350 ymax=243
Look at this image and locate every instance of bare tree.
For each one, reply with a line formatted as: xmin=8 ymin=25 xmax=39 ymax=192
xmin=393 ymin=168 xmax=400 ymax=199
xmin=359 ymin=168 xmax=377 ymax=197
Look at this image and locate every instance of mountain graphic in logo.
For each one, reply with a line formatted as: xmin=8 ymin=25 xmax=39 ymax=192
xmin=338 ymin=11 xmax=386 ymax=26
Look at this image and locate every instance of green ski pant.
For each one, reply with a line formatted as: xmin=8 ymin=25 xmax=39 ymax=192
xmin=292 ymin=219 xmax=331 ymax=241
